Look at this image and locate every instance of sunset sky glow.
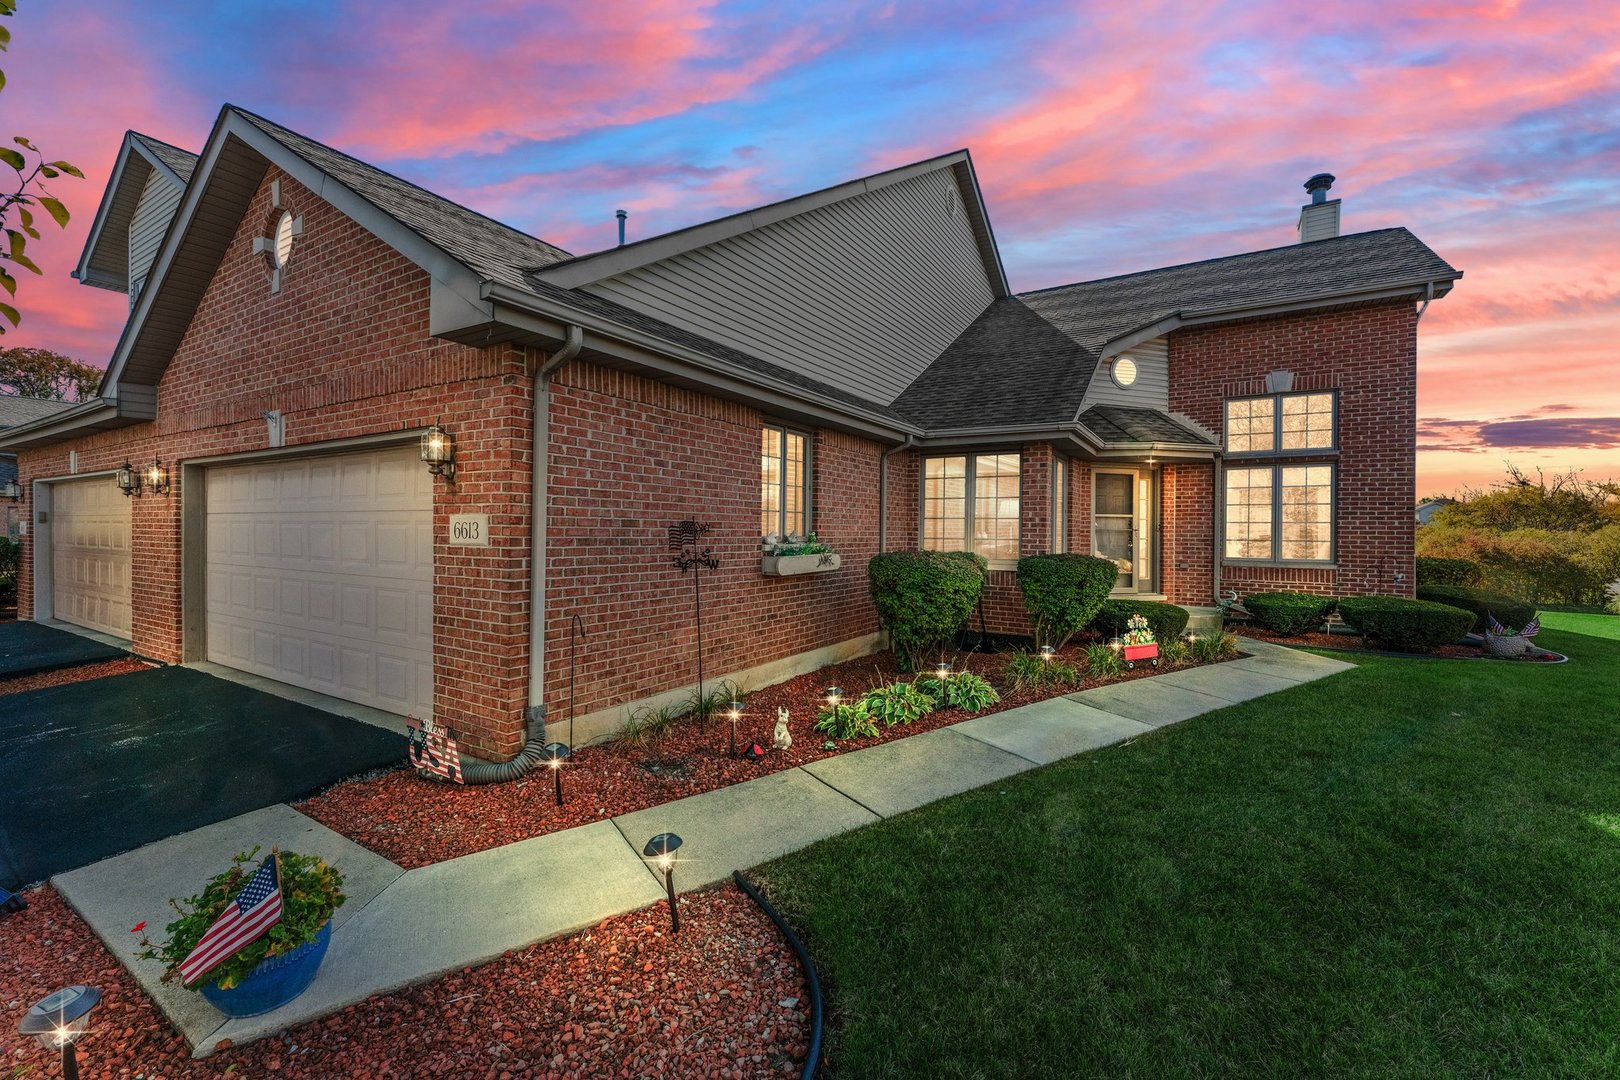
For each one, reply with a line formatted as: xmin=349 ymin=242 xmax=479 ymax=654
xmin=5 ymin=0 xmax=1617 ymax=494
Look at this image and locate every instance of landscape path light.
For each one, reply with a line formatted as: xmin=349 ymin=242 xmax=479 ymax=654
xmin=934 ymin=660 xmax=952 ymax=681
xmin=824 ymin=686 xmax=843 ymax=708
xmin=643 ymin=832 xmax=684 ymax=933
xmin=1038 ymin=645 xmax=1056 ymax=663
xmin=19 ymin=984 xmax=101 ymax=1080
xmin=726 ymin=699 xmax=745 ymax=758
xmin=542 ymin=742 xmax=570 ymax=805
xmin=1109 ymin=636 xmax=1124 ymax=652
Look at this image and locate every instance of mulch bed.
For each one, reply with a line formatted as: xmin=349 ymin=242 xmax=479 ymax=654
xmin=1236 ymin=626 xmax=1564 ymax=661
xmin=298 ymin=635 xmax=1234 ymax=870
xmin=2 ymin=883 xmax=808 ymax=1079
xmin=0 ymin=657 xmax=151 ymax=696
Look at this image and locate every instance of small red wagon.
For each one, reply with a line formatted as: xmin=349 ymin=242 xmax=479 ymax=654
xmin=1123 ymin=642 xmax=1159 ymax=669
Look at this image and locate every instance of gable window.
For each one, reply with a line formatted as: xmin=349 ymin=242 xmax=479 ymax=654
xmin=923 ymin=453 xmax=1021 ymax=565
xmin=1224 ymin=392 xmax=1336 ymax=455
xmin=1224 ymin=464 xmax=1335 ymax=563
xmin=761 ymin=425 xmax=810 ymax=541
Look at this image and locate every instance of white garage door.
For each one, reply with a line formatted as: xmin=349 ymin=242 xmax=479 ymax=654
xmin=50 ymin=476 xmax=133 ymax=637
xmin=205 ymin=446 xmax=434 ymax=717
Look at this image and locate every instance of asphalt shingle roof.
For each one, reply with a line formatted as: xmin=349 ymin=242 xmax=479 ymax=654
xmin=0 ymin=394 xmax=75 ymax=429
xmin=132 ymin=133 xmax=198 ymax=183
xmin=894 ymin=228 xmax=1457 ymax=432
xmin=1078 ymin=405 xmax=1215 ymax=446
xmin=235 ymin=108 xmax=573 ymax=288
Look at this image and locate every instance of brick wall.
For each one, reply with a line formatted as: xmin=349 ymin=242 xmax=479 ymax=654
xmin=540 ymin=361 xmax=889 ymax=726
xmin=1170 ymin=300 xmax=1419 ymax=600
xmin=16 ymin=166 xmax=534 ymax=758
xmin=1160 ymin=463 xmax=1214 ymax=605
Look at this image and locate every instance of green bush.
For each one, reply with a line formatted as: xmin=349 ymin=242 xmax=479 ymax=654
xmin=1016 ymin=554 xmax=1119 ymax=649
xmin=1414 ymin=556 xmax=1484 ymax=588
xmin=814 ymin=700 xmax=879 ymax=740
xmin=916 ymin=671 xmax=1000 ymax=711
xmin=860 ymin=682 xmax=936 ymax=727
xmin=868 ymin=550 xmax=987 ymax=671
xmin=0 ymin=535 xmax=17 ymax=607
xmin=1093 ymin=600 xmax=1190 ymax=643
xmin=1242 ymin=591 xmax=1337 ymax=636
xmin=1416 ymin=585 xmax=1536 ymax=635
xmin=1338 ymin=596 xmax=1475 ymax=651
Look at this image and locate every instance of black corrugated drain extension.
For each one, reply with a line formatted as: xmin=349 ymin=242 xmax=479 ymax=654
xmin=733 ymin=869 xmax=824 ymax=1080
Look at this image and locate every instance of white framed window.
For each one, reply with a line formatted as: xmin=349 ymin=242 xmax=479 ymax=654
xmin=1052 ymin=456 xmax=1069 ymax=554
xmin=1225 ymin=392 xmax=1336 ymax=455
xmin=923 ymin=453 xmax=1021 ymax=565
xmin=1224 ymin=464 xmax=1335 ymax=563
xmin=761 ymin=425 xmax=810 ymax=541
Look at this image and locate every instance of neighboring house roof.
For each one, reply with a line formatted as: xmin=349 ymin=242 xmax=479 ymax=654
xmin=0 ymin=394 xmax=76 ymax=429
xmin=1415 ymin=497 xmax=1456 ymax=525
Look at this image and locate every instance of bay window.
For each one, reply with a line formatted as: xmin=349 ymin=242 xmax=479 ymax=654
xmin=923 ymin=453 xmax=1020 ymax=565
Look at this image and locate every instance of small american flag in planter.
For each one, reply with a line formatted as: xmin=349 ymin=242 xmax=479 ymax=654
xmin=179 ymin=853 xmax=283 ymax=986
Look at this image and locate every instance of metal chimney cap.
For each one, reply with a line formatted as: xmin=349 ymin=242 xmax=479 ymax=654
xmin=614 ymin=209 xmax=628 ymax=220
xmin=1303 ymin=173 xmax=1336 ymax=203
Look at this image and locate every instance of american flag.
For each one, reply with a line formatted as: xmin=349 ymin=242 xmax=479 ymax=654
xmin=178 ymin=853 xmax=283 ymax=986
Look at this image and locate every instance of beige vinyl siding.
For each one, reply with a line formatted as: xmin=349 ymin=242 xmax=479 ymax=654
xmin=1084 ymin=335 xmax=1169 ymax=410
xmin=128 ymin=167 xmax=184 ymax=296
xmin=583 ymin=168 xmax=996 ymax=404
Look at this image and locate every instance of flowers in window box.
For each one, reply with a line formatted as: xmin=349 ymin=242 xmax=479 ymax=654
xmin=765 ymin=532 xmax=831 ymax=557
xmin=761 ymin=532 xmax=841 ymax=576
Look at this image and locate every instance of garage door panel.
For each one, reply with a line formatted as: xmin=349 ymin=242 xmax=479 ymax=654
xmin=206 ymin=446 xmax=432 ymax=717
xmin=50 ymin=477 xmax=133 ymax=638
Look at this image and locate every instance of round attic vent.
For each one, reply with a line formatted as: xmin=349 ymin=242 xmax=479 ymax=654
xmin=273 ymin=210 xmax=297 ymax=268
xmin=1112 ymin=356 xmax=1139 ymax=388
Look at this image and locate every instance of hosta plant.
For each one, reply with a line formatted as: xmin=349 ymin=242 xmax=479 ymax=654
xmin=917 ymin=671 xmax=1000 ymax=711
xmin=138 ymin=847 xmax=344 ymax=991
xmin=861 ymin=681 xmax=937 ymax=726
xmin=815 ymin=699 xmax=880 ymax=740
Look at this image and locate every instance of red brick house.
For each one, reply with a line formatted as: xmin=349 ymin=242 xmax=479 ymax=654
xmin=0 ymin=107 xmax=1460 ymax=756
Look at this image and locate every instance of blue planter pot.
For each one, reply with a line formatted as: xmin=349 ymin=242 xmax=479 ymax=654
xmin=198 ymin=921 xmax=332 ymax=1018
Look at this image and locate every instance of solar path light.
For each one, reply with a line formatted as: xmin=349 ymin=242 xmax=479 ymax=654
xmin=543 ymin=742 xmax=570 ymax=805
xmin=643 ymin=832 xmax=684 ymax=933
xmin=19 ymin=984 xmax=101 ymax=1080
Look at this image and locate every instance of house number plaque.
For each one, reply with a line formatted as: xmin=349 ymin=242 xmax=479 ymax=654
xmin=448 ymin=513 xmax=490 ymax=547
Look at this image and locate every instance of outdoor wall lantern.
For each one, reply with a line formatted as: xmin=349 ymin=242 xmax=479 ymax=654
xmin=643 ymin=832 xmax=684 ymax=933
xmin=726 ymin=699 xmax=745 ymax=758
xmin=1 ymin=479 xmax=20 ymax=501
xmin=18 ymin=984 xmax=101 ymax=1080
xmin=115 ymin=462 xmax=142 ymax=497
xmin=543 ymin=742 xmax=570 ymax=806
xmin=144 ymin=457 xmax=171 ymax=496
xmin=420 ymin=422 xmax=455 ymax=482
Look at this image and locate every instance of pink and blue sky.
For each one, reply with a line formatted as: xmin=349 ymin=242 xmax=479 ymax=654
xmin=5 ymin=0 xmax=1617 ymax=494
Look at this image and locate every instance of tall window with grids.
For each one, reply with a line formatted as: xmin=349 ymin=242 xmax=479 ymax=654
xmin=1221 ymin=390 xmax=1337 ymax=563
xmin=923 ymin=453 xmax=1020 ymax=565
xmin=760 ymin=425 xmax=809 ymax=541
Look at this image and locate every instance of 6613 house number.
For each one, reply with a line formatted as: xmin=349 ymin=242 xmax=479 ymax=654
xmin=448 ymin=513 xmax=490 ymax=547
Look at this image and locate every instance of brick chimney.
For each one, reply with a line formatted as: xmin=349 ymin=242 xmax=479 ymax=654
xmin=1296 ymin=173 xmax=1340 ymax=243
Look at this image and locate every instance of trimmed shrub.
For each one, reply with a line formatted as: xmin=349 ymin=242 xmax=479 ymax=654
xmin=1093 ymin=600 xmax=1190 ymax=644
xmin=1016 ymin=554 xmax=1119 ymax=649
xmin=1338 ymin=596 xmax=1474 ymax=651
xmin=1416 ymin=585 xmax=1536 ymax=635
xmin=1415 ymin=556 xmax=1484 ymax=588
xmin=868 ymin=550 xmax=986 ymax=671
xmin=1242 ymin=591 xmax=1337 ymax=636
xmin=0 ymin=536 xmax=16 ymax=608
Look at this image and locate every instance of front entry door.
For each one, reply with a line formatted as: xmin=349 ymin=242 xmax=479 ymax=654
xmin=1095 ymin=469 xmax=1146 ymax=592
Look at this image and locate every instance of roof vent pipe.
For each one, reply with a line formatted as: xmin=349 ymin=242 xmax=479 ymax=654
xmin=615 ymin=209 xmax=627 ymax=247
xmin=1296 ymin=173 xmax=1341 ymax=243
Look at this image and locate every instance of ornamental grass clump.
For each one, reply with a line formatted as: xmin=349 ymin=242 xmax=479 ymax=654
xmin=1242 ymin=592 xmax=1338 ymax=636
xmin=1016 ymin=554 xmax=1119 ymax=649
xmin=868 ymin=550 xmax=986 ymax=671
xmin=1189 ymin=630 xmax=1240 ymax=663
xmin=1004 ymin=650 xmax=1080 ymax=693
xmin=860 ymin=681 xmax=937 ymax=726
xmin=1084 ymin=643 xmax=1125 ymax=680
xmin=138 ymin=847 xmax=344 ymax=991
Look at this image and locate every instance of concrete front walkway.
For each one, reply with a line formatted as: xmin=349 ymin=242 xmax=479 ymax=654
xmin=53 ymin=640 xmax=1351 ymax=1056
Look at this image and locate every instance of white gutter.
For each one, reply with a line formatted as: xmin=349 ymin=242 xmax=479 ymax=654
xmin=527 ymin=324 xmax=584 ymax=727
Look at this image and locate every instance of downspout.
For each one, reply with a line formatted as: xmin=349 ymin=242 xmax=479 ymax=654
xmin=450 ymin=324 xmax=583 ymax=785
xmin=877 ymin=435 xmax=914 ymax=553
xmin=1211 ymin=455 xmax=1224 ymax=608
xmin=1414 ymin=281 xmax=1435 ymax=322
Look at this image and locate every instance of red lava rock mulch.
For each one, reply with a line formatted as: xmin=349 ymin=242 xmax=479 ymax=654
xmin=2 ymin=883 xmax=808 ymax=1079
xmin=298 ymin=637 xmax=1237 ymax=869
xmin=1236 ymin=625 xmax=1563 ymax=661
xmin=0 ymin=657 xmax=152 ymax=697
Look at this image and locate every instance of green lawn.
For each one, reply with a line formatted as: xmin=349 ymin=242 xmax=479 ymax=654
xmin=761 ymin=622 xmax=1620 ymax=1078
xmin=1540 ymin=609 xmax=1620 ymax=640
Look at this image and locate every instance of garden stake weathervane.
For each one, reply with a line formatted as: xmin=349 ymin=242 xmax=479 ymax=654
xmin=668 ymin=519 xmax=720 ymax=730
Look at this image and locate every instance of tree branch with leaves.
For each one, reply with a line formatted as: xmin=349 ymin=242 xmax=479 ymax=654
xmin=0 ymin=0 xmax=84 ymax=333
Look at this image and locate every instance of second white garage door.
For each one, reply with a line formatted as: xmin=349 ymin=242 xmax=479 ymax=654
xmin=205 ymin=446 xmax=433 ymax=717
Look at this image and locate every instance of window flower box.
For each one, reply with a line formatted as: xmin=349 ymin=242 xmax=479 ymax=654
xmin=761 ymin=552 xmax=842 ymax=577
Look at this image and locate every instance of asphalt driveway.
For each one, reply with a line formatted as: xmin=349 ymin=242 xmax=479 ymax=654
xmin=0 ymin=621 xmax=127 ymax=678
xmin=0 ymin=666 xmax=403 ymax=887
